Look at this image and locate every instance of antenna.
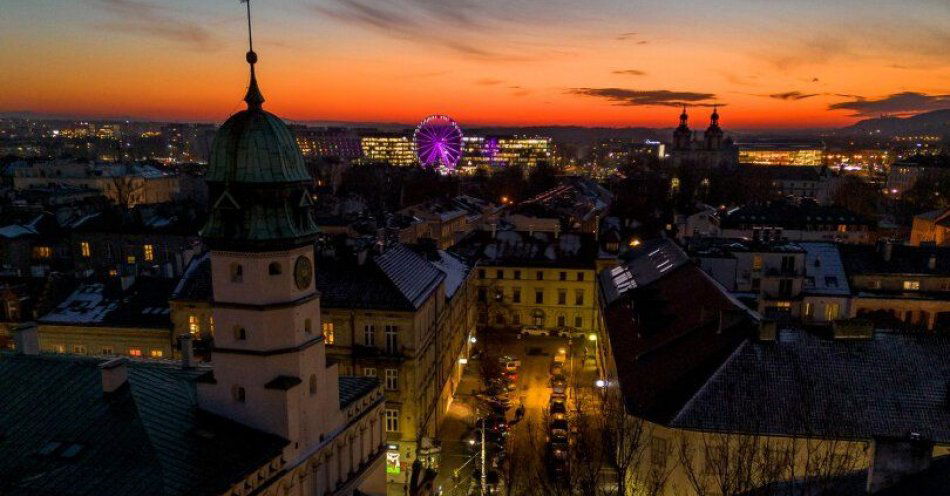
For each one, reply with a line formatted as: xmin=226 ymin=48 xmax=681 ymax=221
xmin=240 ymin=0 xmax=264 ymax=109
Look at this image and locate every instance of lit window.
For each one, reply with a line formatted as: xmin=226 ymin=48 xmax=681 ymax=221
xmin=385 ymin=368 xmax=398 ymax=390
xmin=903 ymin=280 xmax=920 ymax=290
xmin=126 ymin=256 xmax=136 ymax=264
xmin=101 ymin=346 xmax=114 ymax=355
xmin=150 ymin=349 xmax=163 ymax=358
xmin=54 ymin=344 xmax=66 ymax=353
xmin=824 ymin=303 xmax=840 ymax=321
xmin=188 ymin=315 xmax=200 ymax=334
xmin=209 ymin=316 xmax=215 ymax=336
xmin=33 ymin=246 xmax=52 ymax=259
xmin=364 ymin=324 xmax=375 ymax=347
xmin=73 ymin=345 xmax=87 ymax=354
xmin=385 ymin=325 xmax=398 ymax=354
xmin=752 ymin=256 xmax=763 ymax=271
xmin=322 ymin=322 xmax=335 ymax=344
xmin=363 ymin=367 xmax=377 ymax=377
xmin=143 ymin=244 xmax=154 ymax=262
xmin=128 ymin=348 xmax=143 ymax=357
xmin=80 ymin=241 xmax=91 ymax=258
xmin=385 ymin=409 xmax=400 ymax=432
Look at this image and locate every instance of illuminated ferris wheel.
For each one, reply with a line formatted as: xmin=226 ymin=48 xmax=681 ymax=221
xmin=413 ymin=115 xmax=463 ymax=171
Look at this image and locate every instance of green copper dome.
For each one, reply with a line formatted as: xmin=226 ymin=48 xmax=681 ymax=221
xmin=205 ymin=108 xmax=310 ymax=184
xmin=200 ymin=53 xmax=318 ymax=252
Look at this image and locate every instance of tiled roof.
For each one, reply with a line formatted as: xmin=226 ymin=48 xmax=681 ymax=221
xmin=40 ymin=277 xmax=177 ymax=328
xmin=839 ymin=243 xmax=950 ymax=275
xmin=721 ymin=202 xmax=870 ymax=229
xmin=0 ymin=353 xmax=287 ymax=496
xmin=600 ymin=247 xmax=759 ymax=422
xmin=671 ymin=330 xmax=950 ymax=442
xmin=339 ymin=376 xmax=379 ymax=409
xmin=317 ymin=244 xmax=443 ymax=311
xmin=374 ymin=245 xmax=445 ymax=309
xmin=451 ymin=230 xmax=599 ymax=269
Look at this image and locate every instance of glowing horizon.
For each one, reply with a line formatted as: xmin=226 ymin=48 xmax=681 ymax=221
xmin=2 ymin=0 xmax=948 ymax=129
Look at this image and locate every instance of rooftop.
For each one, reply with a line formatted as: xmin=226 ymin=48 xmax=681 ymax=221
xmin=451 ymin=230 xmax=599 ymax=269
xmin=0 ymin=353 xmax=288 ymax=496
xmin=671 ymin=330 xmax=950 ymax=442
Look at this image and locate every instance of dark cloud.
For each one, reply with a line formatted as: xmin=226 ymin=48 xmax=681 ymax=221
xmin=828 ymin=92 xmax=950 ymax=117
xmin=613 ymin=69 xmax=647 ymax=76
xmin=308 ymin=0 xmax=537 ymax=61
xmin=636 ymin=40 xmax=649 ymax=45
xmin=616 ymin=32 xmax=637 ymax=40
xmin=92 ymin=0 xmax=219 ymax=50
xmin=811 ymin=77 xmax=819 ymax=83
xmin=768 ymin=91 xmax=819 ymax=101
xmin=568 ymin=88 xmax=719 ymax=107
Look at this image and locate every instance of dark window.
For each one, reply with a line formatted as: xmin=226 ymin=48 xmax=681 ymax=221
xmin=268 ymin=262 xmax=282 ymax=275
xmin=535 ymin=290 xmax=544 ymax=304
xmin=514 ymin=270 xmax=521 ymax=280
xmin=512 ymin=289 xmax=521 ymax=303
xmin=477 ymin=288 xmax=487 ymax=302
xmin=536 ymin=271 xmax=544 ymax=280
xmin=557 ymin=291 xmax=567 ymax=305
xmin=577 ymin=272 xmax=585 ymax=281
xmin=478 ymin=269 xmax=486 ymax=279
xmin=496 ymin=269 xmax=504 ymax=279
xmin=559 ymin=272 xmax=567 ymax=281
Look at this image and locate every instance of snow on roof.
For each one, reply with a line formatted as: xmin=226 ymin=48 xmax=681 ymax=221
xmin=0 ymin=224 xmax=38 ymax=239
xmin=799 ymin=242 xmax=851 ymax=296
xmin=41 ymin=284 xmax=116 ymax=324
xmin=375 ymin=245 xmax=445 ymax=309
xmin=431 ymin=250 xmax=471 ymax=299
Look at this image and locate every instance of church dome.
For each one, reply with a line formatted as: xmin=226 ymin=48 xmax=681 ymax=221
xmin=205 ymin=108 xmax=310 ymax=184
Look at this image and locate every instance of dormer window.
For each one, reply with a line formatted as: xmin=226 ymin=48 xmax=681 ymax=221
xmin=230 ymin=263 xmax=243 ymax=283
xmin=268 ymin=262 xmax=282 ymax=275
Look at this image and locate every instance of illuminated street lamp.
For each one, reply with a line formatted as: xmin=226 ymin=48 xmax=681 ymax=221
xmin=459 ymin=358 xmax=468 ymax=365
xmin=595 ymin=379 xmax=607 ymax=388
xmin=587 ymin=333 xmax=597 ymax=342
xmin=628 ymin=238 xmax=641 ymax=247
xmin=469 ymin=336 xmax=477 ymax=344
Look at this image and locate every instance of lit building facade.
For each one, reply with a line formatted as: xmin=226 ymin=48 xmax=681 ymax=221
xmin=460 ymin=135 xmax=553 ymax=172
xmin=359 ymin=133 xmax=416 ymax=166
xmin=738 ymin=143 xmax=823 ymax=166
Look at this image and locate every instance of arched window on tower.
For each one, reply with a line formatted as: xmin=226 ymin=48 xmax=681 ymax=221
xmin=269 ymin=262 xmax=282 ymax=275
xmin=232 ymin=385 xmax=246 ymax=402
xmin=234 ymin=326 xmax=247 ymax=341
xmin=230 ymin=263 xmax=243 ymax=283
xmin=309 ymin=374 xmax=317 ymax=396
xmin=304 ymin=318 xmax=312 ymax=334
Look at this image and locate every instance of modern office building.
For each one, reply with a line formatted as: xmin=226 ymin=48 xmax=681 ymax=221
xmin=460 ymin=135 xmax=553 ymax=171
xmin=359 ymin=133 xmax=417 ymax=166
xmin=738 ymin=143 xmax=824 ymax=166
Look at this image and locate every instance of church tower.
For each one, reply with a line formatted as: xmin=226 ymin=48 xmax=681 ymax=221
xmin=196 ymin=15 xmax=339 ymax=457
xmin=673 ymin=105 xmax=692 ymax=151
xmin=704 ymin=106 xmax=724 ymax=150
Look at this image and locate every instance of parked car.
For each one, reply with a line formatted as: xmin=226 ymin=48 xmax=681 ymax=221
xmin=550 ymin=391 xmax=566 ymax=404
xmin=503 ymin=370 xmax=519 ymax=383
xmin=520 ymin=326 xmax=548 ymax=338
xmin=549 ymin=401 xmax=567 ymax=420
xmin=550 ymin=375 xmax=567 ymax=394
xmin=549 ymin=363 xmax=564 ymax=376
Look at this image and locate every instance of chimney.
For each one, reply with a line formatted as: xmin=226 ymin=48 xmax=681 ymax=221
xmin=99 ymin=357 xmax=129 ymax=394
xmin=928 ymin=253 xmax=936 ymax=271
xmin=179 ymin=333 xmax=194 ymax=369
xmin=12 ymin=322 xmax=39 ymax=355
xmin=867 ymin=436 xmax=934 ymax=494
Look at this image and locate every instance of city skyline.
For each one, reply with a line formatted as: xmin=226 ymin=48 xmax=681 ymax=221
xmin=2 ymin=0 xmax=949 ymax=128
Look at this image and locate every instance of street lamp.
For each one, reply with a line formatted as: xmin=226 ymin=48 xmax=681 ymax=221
xmin=595 ymin=379 xmax=606 ymax=388
xmin=459 ymin=358 xmax=468 ymax=365
xmin=469 ymin=336 xmax=477 ymax=344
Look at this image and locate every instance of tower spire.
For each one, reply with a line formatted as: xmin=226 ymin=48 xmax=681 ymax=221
xmin=680 ymin=105 xmax=688 ymax=124
xmin=242 ymin=0 xmax=264 ymax=109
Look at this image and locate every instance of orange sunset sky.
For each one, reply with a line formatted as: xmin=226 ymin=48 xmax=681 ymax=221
xmin=2 ymin=0 xmax=948 ymax=128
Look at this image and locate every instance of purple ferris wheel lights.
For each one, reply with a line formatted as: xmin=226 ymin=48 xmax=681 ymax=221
xmin=414 ymin=115 xmax=463 ymax=171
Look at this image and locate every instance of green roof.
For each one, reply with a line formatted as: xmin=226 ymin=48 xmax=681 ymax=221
xmin=205 ymin=108 xmax=310 ymax=184
xmin=0 ymin=353 xmax=288 ymax=496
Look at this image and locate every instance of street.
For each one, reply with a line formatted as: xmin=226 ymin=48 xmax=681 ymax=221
xmin=434 ymin=332 xmax=600 ymax=495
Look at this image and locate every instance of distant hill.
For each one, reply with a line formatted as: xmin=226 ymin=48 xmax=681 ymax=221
xmin=844 ymin=109 xmax=950 ymax=136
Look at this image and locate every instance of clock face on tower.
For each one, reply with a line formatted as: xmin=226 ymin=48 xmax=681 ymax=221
xmin=294 ymin=256 xmax=313 ymax=290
